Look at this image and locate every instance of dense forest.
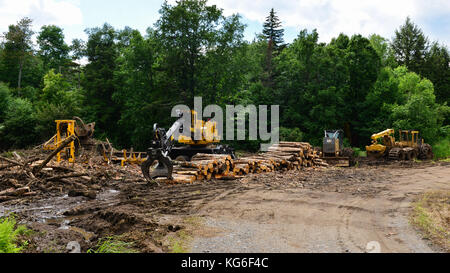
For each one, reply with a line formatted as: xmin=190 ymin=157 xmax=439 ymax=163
xmin=0 ymin=0 xmax=448 ymax=156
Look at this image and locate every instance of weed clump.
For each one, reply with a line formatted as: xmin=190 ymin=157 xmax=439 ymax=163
xmin=0 ymin=215 xmax=29 ymax=253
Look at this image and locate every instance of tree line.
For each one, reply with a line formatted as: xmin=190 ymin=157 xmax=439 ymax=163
xmin=0 ymin=0 xmax=448 ymax=152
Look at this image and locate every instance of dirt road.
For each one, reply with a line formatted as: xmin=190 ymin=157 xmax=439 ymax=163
xmin=189 ymin=163 xmax=450 ymax=253
xmin=2 ymin=161 xmax=448 ymax=253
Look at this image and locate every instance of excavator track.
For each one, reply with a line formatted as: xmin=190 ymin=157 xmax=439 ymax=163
xmin=388 ymin=148 xmax=406 ymax=160
xmin=389 ymin=147 xmax=418 ymax=161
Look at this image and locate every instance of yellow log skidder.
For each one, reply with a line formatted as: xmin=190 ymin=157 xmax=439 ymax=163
xmin=365 ymin=129 xmax=433 ymax=160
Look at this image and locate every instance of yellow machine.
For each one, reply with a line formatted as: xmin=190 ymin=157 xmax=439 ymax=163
xmin=366 ymin=129 xmax=433 ymax=160
xmin=43 ymin=117 xmax=96 ymax=163
xmin=365 ymin=129 xmax=395 ymax=158
xmin=141 ymin=110 xmax=235 ymax=181
xmin=176 ymin=110 xmax=220 ymax=146
xmin=43 ymin=120 xmax=76 ymax=163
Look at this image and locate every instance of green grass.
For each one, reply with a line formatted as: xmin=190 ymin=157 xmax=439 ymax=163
xmin=352 ymin=147 xmax=367 ymax=157
xmin=0 ymin=215 xmax=29 ymax=253
xmin=433 ymin=138 xmax=450 ymax=160
xmin=168 ymin=230 xmax=191 ymax=253
xmin=411 ymin=191 xmax=449 ymax=251
xmin=87 ymin=236 xmax=137 ymax=253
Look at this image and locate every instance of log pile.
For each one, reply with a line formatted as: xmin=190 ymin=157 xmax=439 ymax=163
xmin=162 ymin=142 xmax=328 ymax=184
xmin=160 ymin=153 xmax=235 ymax=184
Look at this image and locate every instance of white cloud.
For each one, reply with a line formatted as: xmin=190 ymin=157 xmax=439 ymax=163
xmin=207 ymin=0 xmax=450 ymax=44
xmin=0 ymin=0 xmax=82 ymax=36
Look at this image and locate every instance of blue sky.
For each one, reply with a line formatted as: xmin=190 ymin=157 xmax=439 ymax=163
xmin=1 ymin=0 xmax=449 ymax=46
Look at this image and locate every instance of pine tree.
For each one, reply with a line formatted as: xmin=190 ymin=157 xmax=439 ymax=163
xmin=391 ymin=17 xmax=428 ymax=74
xmin=261 ymin=8 xmax=285 ymax=89
xmin=262 ymin=8 xmax=285 ymax=51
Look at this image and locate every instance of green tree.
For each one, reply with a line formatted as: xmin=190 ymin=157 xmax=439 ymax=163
xmin=344 ymin=34 xmax=381 ymax=145
xmin=0 ymin=97 xmax=38 ymax=149
xmin=0 ymin=83 xmax=12 ymax=123
xmin=197 ymin=14 xmax=247 ymax=105
xmin=389 ymin=66 xmax=447 ymax=143
xmin=363 ymin=66 xmax=448 ymax=145
xmin=0 ymin=18 xmax=34 ymax=90
xmin=70 ymin=38 xmax=86 ymax=88
xmin=155 ymin=0 xmax=244 ymax=105
xmin=262 ymin=8 xmax=285 ymax=52
xmin=422 ymin=42 xmax=450 ymax=105
xmin=82 ymin=23 xmax=120 ymax=141
xmin=391 ymin=17 xmax=428 ymax=74
xmin=261 ymin=8 xmax=285 ymax=88
xmin=70 ymin=38 xmax=86 ymax=60
xmin=369 ymin=34 xmax=397 ymax=67
xmin=37 ymin=25 xmax=70 ymax=72
xmin=113 ymin=29 xmax=166 ymax=148
xmin=33 ymin=70 xmax=83 ymax=140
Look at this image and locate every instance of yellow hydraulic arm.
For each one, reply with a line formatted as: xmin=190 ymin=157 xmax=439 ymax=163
xmin=370 ymin=129 xmax=395 ymax=142
xmin=365 ymin=129 xmax=395 ymax=156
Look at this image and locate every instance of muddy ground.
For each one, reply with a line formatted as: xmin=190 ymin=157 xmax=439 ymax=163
xmin=1 ymin=159 xmax=449 ymax=253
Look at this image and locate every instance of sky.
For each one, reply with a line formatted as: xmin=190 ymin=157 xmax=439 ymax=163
xmin=0 ymin=0 xmax=449 ymax=47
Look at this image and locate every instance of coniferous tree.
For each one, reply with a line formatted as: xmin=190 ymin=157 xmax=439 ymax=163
xmin=391 ymin=17 xmax=428 ymax=74
xmin=262 ymin=8 xmax=285 ymax=51
xmin=262 ymin=8 xmax=285 ymax=89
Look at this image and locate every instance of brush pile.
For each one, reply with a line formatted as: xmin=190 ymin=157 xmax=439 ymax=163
xmin=0 ymin=148 xmax=145 ymax=203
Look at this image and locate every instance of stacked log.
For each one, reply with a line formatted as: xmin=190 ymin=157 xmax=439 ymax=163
xmin=160 ymin=142 xmax=328 ymax=184
xmin=162 ymin=153 xmax=234 ymax=183
xmin=238 ymin=141 xmax=328 ymax=173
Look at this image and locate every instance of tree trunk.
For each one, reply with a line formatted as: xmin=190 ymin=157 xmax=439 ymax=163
xmin=18 ymin=58 xmax=23 ymax=92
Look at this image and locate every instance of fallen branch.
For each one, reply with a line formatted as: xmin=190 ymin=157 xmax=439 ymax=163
xmin=0 ymin=156 xmax=23 ymax=166
xmin=45 ymin=173 xmax=90 ymax=182
xmin=0 ymin=186 xmax=30 ymax=196
xmin=0 ymin=163 xmax=16 ymax=171
xmin=33 ymin=135 xmax=76 ymax=174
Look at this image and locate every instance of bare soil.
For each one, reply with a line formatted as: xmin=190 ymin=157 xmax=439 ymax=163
xmin=1 ymin=159 xmax=449 ymax=253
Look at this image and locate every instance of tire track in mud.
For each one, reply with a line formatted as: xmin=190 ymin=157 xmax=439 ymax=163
xmin=191 ymin=164 xmax=449 ymax=253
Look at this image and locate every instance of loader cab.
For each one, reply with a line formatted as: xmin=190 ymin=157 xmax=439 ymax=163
xmin=177 ymin=110 xmax=220 ymax=145
xmin=398 ymin=130 xmax=421 ymax=148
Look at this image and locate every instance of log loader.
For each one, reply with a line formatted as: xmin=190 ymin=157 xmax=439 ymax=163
xmin=365 ymin=129 xmax=433 ymax=160
xmin=141 ymin=110 xmax=235 ymax=181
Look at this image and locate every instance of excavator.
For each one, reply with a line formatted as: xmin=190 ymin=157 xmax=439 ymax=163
xmin=141 ymin=110 xmax=235 ymax=181
xmin=365 ymin=129 xmax=433 ymax=160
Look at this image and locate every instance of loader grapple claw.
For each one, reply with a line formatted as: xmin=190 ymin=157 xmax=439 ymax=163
xmin=141 ymin=149 xmax=173 ymax=182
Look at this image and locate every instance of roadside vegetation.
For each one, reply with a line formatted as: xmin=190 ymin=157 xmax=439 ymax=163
xmin=0 ymin=215 xmax=29 ymax=253
xmin=167 ymin=230 xmax=192 ymax=253
xmin=432 ymin=137 xmax=450 ymax=160
xmin=87 ymin=236 xmax=137 ymax=253
xmin=411 ymin=191 xmax=450 ymax=252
